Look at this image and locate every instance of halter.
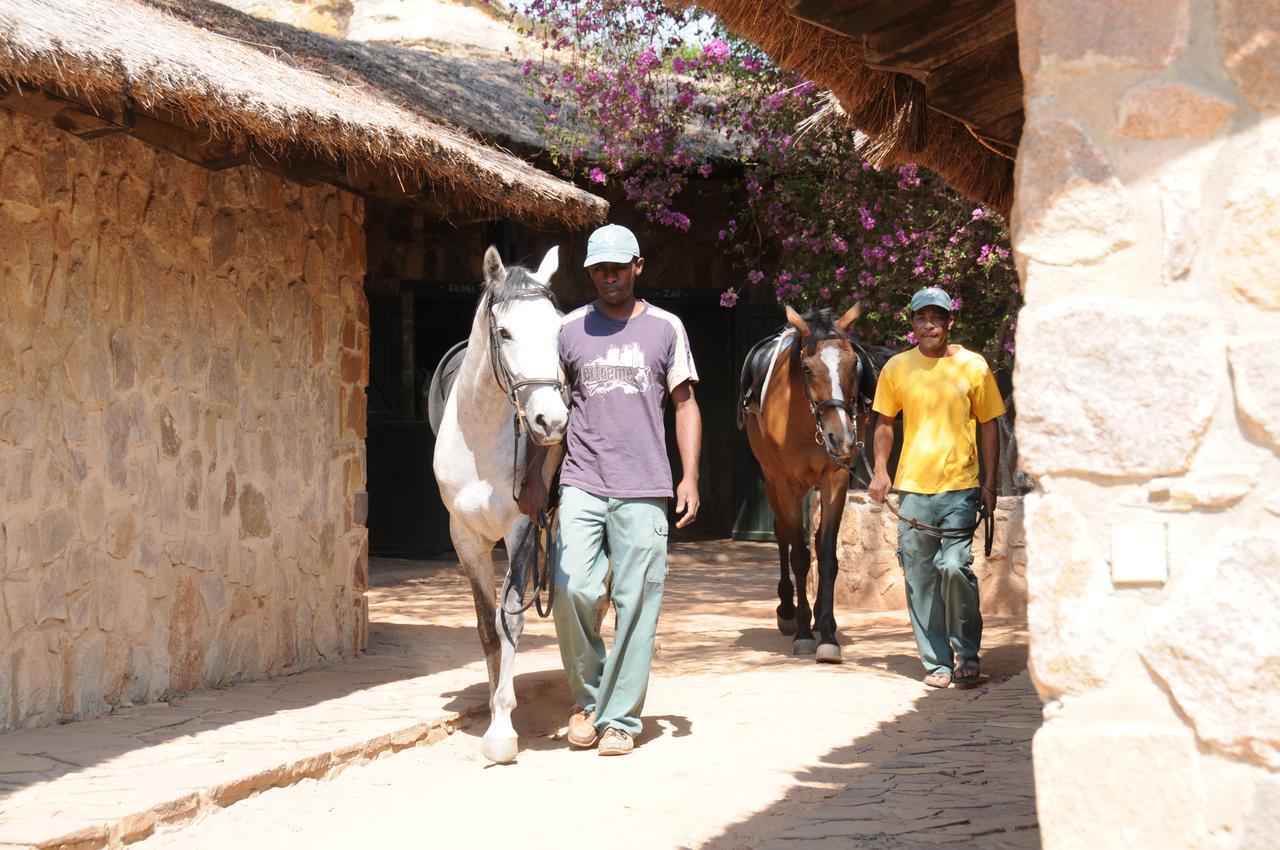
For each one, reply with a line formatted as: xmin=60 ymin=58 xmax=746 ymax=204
xmin=485 ymin=292 xmax=569 ymax=438
xmin=797 ymin=333 xmax=866 ymax=456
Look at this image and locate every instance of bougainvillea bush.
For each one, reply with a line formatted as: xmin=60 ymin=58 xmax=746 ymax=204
xmin=503 ymin=0 xmax=1020 ymax=365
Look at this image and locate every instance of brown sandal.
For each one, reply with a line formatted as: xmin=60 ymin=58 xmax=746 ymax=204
xmin=923 ymin=670 xmax=953 ymax=688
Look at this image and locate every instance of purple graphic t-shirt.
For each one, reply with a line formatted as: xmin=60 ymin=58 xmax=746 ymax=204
xmin=559 ymin=301 xmax=698 ymax=499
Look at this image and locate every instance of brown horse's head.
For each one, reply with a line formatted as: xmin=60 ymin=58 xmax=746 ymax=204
xmin=785 ymin=303 xmax=863 ymax=463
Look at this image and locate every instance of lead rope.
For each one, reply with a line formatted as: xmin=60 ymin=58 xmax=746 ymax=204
xmin=830 ymin=395 xmax=993 ymax=558
xmin=843 ymin=440 xmax=993 ymax=557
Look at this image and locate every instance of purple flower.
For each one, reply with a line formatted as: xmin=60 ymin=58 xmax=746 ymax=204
xmin=720 ymin=289 xmax=739 ymax=308
xmin=906 ymin=331 xmax=918 ymax=344
xmin=819 ymin=287 xmax=831 ymax=300
xmin=587 ymin=167 xmax=607 ymax=184
xmin=835 ymin=266 xmax=847 ymax=279
xmin=747 ymin=269 xmax=765 ymax=284
xmin=702 ymin=38 xmax=730 ymax=64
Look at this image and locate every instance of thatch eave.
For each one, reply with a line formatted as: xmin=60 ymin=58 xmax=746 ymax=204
xmin=0 ymin=0 xmax=608 ymax=229
xmin=683 ymin=0 xmax=1014 ymax=216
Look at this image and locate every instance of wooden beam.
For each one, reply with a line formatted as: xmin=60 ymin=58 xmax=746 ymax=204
xmin=976 ymin=109 xmax=1023 ymax=148
xmin=924 ymin=30 xmax=1023 ymax=145
xmin=863 ymin=0 xmax=1016 ymax=74
xmin=786 ymin=0 xmax=934 ymax=39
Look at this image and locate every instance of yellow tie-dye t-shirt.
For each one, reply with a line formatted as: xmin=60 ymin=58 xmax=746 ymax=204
xmin=871 ymin=346 xmax=1005 ymax=494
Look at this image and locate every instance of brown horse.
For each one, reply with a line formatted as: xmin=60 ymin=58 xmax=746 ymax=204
xmin=741 ymin=304 xmax=895 ymax=662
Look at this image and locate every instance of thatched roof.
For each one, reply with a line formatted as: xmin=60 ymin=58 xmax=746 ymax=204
xmin=686 ymin=0 xmax=1014 ymax=216
xmin=0 ymin=0 xmax=608 ymax=228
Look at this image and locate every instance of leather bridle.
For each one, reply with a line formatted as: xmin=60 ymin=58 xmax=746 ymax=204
xmin=485 ymin=293 xmax=569 ymax=441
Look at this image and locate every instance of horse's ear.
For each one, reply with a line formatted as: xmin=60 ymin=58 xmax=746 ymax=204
xmin=532 ymin=245 xmax=559 ymax=286
xmin=835 ymin=302 xmax=862 ymax=335
xmin=483 ymin=245 xmax=505 ymax=288
xmin=784 ymin=305 xmax=810 ymax=337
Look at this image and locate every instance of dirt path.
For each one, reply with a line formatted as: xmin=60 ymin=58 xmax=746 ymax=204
xmin=132 ymin=541 xmax=1038 ymax=850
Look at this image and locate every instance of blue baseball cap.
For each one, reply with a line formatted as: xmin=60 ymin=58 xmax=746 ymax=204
xmin=584 ymin=224 xmax=640 ymax=267
xmin=910 ymin=286 xmax=952 ymax=313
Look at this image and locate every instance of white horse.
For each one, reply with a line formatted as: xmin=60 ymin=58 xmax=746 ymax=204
xmin=432 ymin=244 xmax=568 ymax=764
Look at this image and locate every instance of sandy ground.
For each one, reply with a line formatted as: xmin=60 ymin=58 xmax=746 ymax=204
xmin=132 ymin=541 xmax=1035 ymax=850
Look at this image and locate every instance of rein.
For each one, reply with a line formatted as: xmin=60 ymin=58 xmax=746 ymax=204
xmin=484 ymin=290 xmax=565 ymax=621
xmin=798 ymin=335 xmax=994 ymax=558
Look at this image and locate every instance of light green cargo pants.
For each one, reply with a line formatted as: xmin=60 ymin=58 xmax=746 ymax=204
xmin=551 ymin=486 xmax=669 ymax=737
xmin=897 ymin=488 xmax=983 ymax=675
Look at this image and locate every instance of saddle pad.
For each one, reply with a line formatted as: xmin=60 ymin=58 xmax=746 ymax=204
xmin=737 ymin=328 xmax=795 ymax=428
xmin=427 ymin=339 xmax=469 ymax=436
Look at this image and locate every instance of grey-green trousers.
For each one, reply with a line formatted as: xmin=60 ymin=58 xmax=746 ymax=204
xmin=552 ymin=486 xmax=669 ymax=737
xmin=897 ymin=488 xmax=983 ymax=675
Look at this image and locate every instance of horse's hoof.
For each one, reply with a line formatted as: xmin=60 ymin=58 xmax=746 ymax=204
xmin=793 ymin=638 xmax=818 ymax=655
xmin=816 ymin=643 xmax=843 ymax=664
xmin=776 ymin=614 xmax=797 ymax=636
xmin=482 ymin=734 xmax=519 ymax=764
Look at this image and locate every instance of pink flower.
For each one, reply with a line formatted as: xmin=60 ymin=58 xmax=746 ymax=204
xmin=702 ymin=39 xmax=730 ymax=64
xmin=747 ymin=269 xmax=765 ymax=284
xmin=720 ymin=289 xmax=739 ymax=308
xmin=587 ymin=167 xmax=607 ymax=184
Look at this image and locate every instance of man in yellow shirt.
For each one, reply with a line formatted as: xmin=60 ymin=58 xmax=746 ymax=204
xmin=869 ymin=287 xmax=1005 ymax=688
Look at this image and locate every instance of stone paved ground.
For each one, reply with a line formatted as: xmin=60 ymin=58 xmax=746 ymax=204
xmin=0 ymin=541 xmax=1040 ymax=849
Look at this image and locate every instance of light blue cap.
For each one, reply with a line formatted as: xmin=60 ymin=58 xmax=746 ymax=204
xmin=910 ymin=286 xmax=952 ymax=313
xmin=584 ymin=224 xmax=640 ymax=267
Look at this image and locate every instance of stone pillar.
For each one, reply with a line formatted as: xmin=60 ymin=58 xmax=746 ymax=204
xmin=1014 ymin=1 xmax=1279 ymax=846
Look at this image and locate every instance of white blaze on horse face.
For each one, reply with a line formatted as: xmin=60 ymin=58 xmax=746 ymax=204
xmin=497 ymin=297 xmax=568 ymax=445
xmin=818 ymin=345 xmax=855 ymax=456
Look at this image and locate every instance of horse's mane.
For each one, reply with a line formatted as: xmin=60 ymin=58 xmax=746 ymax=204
xmin=488 ymin=265 xmax=559 ymax=309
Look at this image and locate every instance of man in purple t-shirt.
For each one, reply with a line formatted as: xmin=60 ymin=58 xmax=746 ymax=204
xmin=520 ymin=224 xmax=701 ymax=756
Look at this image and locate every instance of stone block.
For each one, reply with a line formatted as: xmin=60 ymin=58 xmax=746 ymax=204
xmin=5 ymin=449 xmax=33 ymax=503
xmin=238 ymin=484 xmax=271 ymax=539
xmin=1033 ymin=720 xmax=1204 ymax=850
xmin=0 ymin=150 xmax=42 ymax=223
xmin=207 ymin=349 xmax=237 ymax=405
xmin=1015 ymin=298 xmax=1221 ymax=477
xmin=1018 ymin=0 xmax=1188 ymax=76
xmin=1013 ymin=119 xmax=1134 ymax=266
xmin=1146 ymin=471 xmax=1256 ymax=510
xmin=1219 ymin=0 xmax=1280 ymax=112
xmin=1212 ymin=126 xmax=1280 ymax=310
xmin=109 ymin=327 xmax=134 ymax=392
xmin=36 ymin=560 xmax=68 ymax=624
xmin=36 ymin=509 xmax=76 ymax=564
xmin=1240 ymin=776 xmax=1280 ymax=850
xmin=105 ymin=512 xmax=136 ymax=560
xmin=1229 ymin=335 xmax=1280 ymax=450
xmin=1115 ymin=81 xmax=1236 ymax=139
xmin=1144 ymin=531 xmax=1280 ymax=768
xmin=1024 ymin=493 xmax=1123 ymax=699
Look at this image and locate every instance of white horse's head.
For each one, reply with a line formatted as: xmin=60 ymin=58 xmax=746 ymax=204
xmin=483 ymin=244 xmax=569 ymax=446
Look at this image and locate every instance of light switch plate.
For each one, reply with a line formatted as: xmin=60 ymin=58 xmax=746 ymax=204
xmin=1111 ymin=522 xmax=1168 ymax=586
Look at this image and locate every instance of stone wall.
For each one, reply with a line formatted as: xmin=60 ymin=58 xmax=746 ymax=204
xmin=0 ymin=106 xmax=370 ymax=732
xmin=1014 ymin=1 xmax=1279 ymax=847
xmin=812 ymin=494 xmax=1026 ymax=616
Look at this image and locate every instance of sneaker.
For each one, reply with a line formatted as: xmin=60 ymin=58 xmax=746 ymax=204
xmin=567 ymin=709 xmax=598 ymax=748
xmin=597 ymin=727 xmax=634 ymax=756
